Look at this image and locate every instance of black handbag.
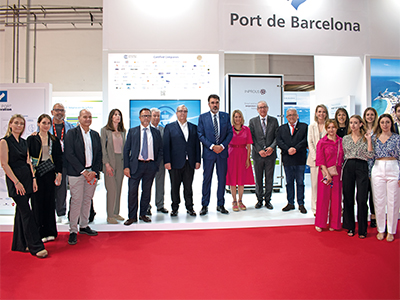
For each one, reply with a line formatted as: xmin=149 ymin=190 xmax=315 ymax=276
xmin=33 ymin=139 xmax=55 ymax=177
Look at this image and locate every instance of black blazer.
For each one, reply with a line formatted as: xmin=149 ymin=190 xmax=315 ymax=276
xmin=163 ymin=121 xmax=201 ymax=170
xmin=276 ymin=122 xmax=308 ymax=166
xmin=249 ymin=115 xmax=279 ymax=161
xmin=27 ymin=133 xmax=63 ymax=174
xmin=64 ymin=126 xmax=102 ymax=177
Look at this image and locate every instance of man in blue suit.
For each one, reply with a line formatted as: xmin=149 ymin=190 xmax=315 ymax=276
xmin=198 ymin=94 xmax=233 ymax=215
xmin=163 ymin=105 xmax=201 ymax=216
xmin=123 ymin=108 xmax=163 ymax=225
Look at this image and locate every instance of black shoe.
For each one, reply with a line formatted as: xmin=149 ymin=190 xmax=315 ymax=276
xmin=139 ymin=215 xmax=151 ymax=223
xmin=124 ymin=218 xmax=137 ymax=226
xmin=370 ymin=219 xmax=377 ymax=228
xmin=255 ymin=201 xmax=263 ymax=209
xmin=200 ymin=206 xmax=208 ymax=216
xmin=157 ymin=207 xmax=168 ymax=214
xmin=217 ymin=205 xmax=229 ymax=214
xmin=265 ymin=201 xmax=273 ymax=210
xmin=79 ymin=226 xmax=98 ymax=236
xmin=68 ymin=232 xmax=77 ymax=245
xmin=146 ymin=207 xmax=152 ymax=216
xmin=89 ymin=199 xmax=96 ymax=223
xmin=187 ymin=210 xmax=196 ymax=217
xmin=282 ymin=204 xmax=295 ymax=211
xmin=170 ymin=210 xmax=178 ymax=217
xmin=299 ymin=205 xmax=307 ymax=214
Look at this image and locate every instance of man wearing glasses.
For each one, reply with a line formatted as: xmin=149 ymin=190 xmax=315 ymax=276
xmin=123 ymin=108 xmax=163 ymax=225
xmin=163 ymin=105 xmax=201 ymax=216
xmin=50 ymin=103 xmax=74 ymax=223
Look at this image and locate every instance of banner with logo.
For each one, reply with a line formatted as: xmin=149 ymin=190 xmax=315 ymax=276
xmin=0 ymin=83 xmax=51 ymax=214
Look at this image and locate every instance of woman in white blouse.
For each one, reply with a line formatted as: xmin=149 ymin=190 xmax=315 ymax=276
xmin=307 ymin=104 xmax=329 ymax=215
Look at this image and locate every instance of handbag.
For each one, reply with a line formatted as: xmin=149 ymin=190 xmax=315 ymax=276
xmin=327 ymin=140 xmax=340 ymax=177
xmin=34 ymin=139 xmax=55 ymax=177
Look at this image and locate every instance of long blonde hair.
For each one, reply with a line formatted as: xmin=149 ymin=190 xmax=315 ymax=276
xmin=4 ymin=114 xmax=26 ymax=138
xmin=348 ymin=115 xmax=367 ymax=142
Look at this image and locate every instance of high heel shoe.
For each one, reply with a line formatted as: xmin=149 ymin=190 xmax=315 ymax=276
xmin=347 ymin=230 xmax=355 ymax=237
xmin=376 ymin=232 xmax=385 ymax=241
xmin=386 ymin=234 xmax=394 ymax=242
xmin=370 ymin=218 xmax=377 ymax=228
xmin=36 ymin=249 xmax=48 ymax=258
xmin=315 ymin=226 xmax=322 ymax=232
xmin=238 ymin=200 xmax=246 ymax=210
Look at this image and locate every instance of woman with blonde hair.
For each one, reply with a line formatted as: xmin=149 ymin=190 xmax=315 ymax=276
xmin=0 ymin=114 xmax=48 ymax=258
xmin=370 ymin=114 xmax=400 ymax=242
xmin=307 ymin=104 xmax=329 ymax=215
xmin=226 ymin=109 xmax=254 ymax=211
xmin=342 ymin=115 xmax=373 ymax=238
xmin=101 ymin=109 xmax=126 ymax=224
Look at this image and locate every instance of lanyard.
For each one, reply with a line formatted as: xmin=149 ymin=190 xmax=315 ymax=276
xmin=53 ymin=121 xmax=65 ymax=141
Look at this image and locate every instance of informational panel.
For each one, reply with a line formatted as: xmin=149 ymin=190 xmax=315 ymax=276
xmin=130 ymin=100 xmax=201 ymax=128
xmin=0 ymin=83 xmax=51 ymax=214
xmin=107 ymin=53 xmax=220 ymax=126
xmin=225 ymin=74 xmax=283 ymax=188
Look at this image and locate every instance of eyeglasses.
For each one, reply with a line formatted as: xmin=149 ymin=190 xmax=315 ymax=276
xmin=53 ymin=109 xmax=65 ymax=112
xmin=258 ymin=106 xmax=268 ymax=109
xmin=177 ymin=110 xmax=188 ymax=113
xmin=140 ymin=114 xmax=151 ymax=118
xmin=286 ymin=114 xmax=297 ymax=117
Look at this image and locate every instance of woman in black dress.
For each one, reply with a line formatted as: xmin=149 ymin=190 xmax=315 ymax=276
xmin=334 ymin=108 xmax=349 ymax=138
xmin=28 ymin=114 xmax=62 ymax=242
xmin=0 ymin=114 xmax=48 ymax=258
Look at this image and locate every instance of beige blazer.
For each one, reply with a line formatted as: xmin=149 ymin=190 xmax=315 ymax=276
xmin=306 ymin=122 xmax=326 ymax=167
xmin=100 ymin=127 xmax=126 ymax=170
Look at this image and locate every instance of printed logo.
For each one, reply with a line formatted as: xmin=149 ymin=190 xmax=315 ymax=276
xmin=0 ymin=91 xmax=7 ymax=102
xmin=289 ymin=0 xmax=307 ymax=10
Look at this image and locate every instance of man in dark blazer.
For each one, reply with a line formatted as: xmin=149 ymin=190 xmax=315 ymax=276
xmin=64 ymin=109 xmax=102 ymax=245
xmin=276 ymin=108 xmax=308 ymax=214
xmin=249 ymin=101 xmax=279 ymax=210
xmin=394 ymin=102 xmax=400 ymax=134
xmin=163 ymin=104 xmax=201 ymax=216
xmin=197 ymin=94 xmax=233 ymax=215
xmin=123 ymin=108 xmax=163 ymax=225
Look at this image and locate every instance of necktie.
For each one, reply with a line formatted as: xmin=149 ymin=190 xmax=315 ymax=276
xmin=262 ymin=118 xmax=266 ymax=135
xmin=213 ymin=114 xmax=219 ymax=144
xmin=290 ymin=124 xmax=295 ymax=135
xmin=141 ymin=128 xmax=148 ymax=160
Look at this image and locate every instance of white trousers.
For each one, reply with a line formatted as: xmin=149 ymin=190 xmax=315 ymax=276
xmin=371 ymin=160 xmax=400 ymax=234
xmin=310 ymin=166 xmax=319 ymax=214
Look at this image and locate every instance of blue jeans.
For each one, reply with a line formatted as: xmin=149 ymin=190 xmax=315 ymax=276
xmin=284 ymin=165 xmax=305 ymax=206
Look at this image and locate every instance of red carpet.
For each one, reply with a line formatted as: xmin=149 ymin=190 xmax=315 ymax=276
xmin=1 ymin=224 xmax=399 ymax=300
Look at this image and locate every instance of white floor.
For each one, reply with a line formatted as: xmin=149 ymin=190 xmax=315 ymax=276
xmin=0 ymin=170 xmax=315 ymax=232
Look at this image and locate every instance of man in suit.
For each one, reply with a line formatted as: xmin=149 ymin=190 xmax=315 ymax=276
xmin=123 ymin=108 xmax=163 ymax=225
xmin=198 ymin=94 xmax=233 ymax=215
xmin=64 ymin=109 xmax=102 ymax=245
xmin=147 ymin=107 xmax=168 ymax=215
xmin=164 ymin=105 xmax=201 ymax=216
xmin=276 ymin=108 xmax=308 ymax=214
xmin=394 ymin=102 xmax=400 ymax=134
xmin=249 ymin=101 xmax=279 ymax=210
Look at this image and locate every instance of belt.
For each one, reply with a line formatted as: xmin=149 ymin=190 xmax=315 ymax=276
xmin=138 ymin=160 xmax=153 ymax=163
xmin=230 ymin=144 xmax=246 ymax=148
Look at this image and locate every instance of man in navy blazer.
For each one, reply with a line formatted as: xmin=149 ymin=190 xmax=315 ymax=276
xmin=197 ymin=94 xmax=233 ymax=215
xmin=64 ymin=109 xmax=102 ymax=245
xmin=123 ymin=108 xmax=163 ymax=225
xmin=276 ymin=108 xmax=308 ymax=214
xmin=163 ymin=105 xmax=201 ymax=216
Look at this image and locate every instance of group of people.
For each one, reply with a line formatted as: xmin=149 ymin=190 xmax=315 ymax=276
xmin=312 ymin=104 xmax=400 ymax=243
xmin=1 ymin=96 xmax=399 ymax=258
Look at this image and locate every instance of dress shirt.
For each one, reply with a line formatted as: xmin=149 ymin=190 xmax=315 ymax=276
xmin=259 ymin=115 xmax=268 ymax=127
xmin=288 ymin=121 xmax=298 ymax=135
xmin=178 ymin=121 xmax=189 ymax=142
xmin=80 ymin=126 xmax=93 ymax=168
xmin=209 ymin=111 xmax=222 ymax=149
xmin=139 ymin=124 xmax=154 ymax=161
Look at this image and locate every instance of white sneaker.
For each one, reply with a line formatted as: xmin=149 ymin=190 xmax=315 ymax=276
xmin=41 ymin=237 xmax=48 ymax=243
xmin=47 ymin=236 xmax=55 ymax=241
xmin=57 ymin=215 xmax=69 ymax=224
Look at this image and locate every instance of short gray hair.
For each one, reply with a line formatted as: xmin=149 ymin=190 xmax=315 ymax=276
xmin=286 ymin=108 xmax=297 ymax=115
xmin=150 ymin=107 xmax=160 ymax=114
xmin=176 ymin=104 xmax=187 ymax=112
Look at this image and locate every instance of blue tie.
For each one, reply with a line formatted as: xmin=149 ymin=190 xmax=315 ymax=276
xmin=141 ymin=128 xmax=148 ymax=160
xmin=213 ymin=114 xmax=219 ymax=144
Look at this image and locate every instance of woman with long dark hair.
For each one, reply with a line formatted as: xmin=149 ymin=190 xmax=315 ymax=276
xmin=28 ymin=114 xmax=63 ymax=243
xmin=370 ymin=114 xmax=400 ymax=242
xmin=335 ymin=108 xmax=349 ymax=138
xmin=101 ymin=109 xmax=126 ymax=224
xmin=0 ymin=114 xmax=48 ymax=258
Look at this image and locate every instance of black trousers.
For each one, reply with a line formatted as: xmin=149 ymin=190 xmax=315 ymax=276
xmin=342 ymin=159 xmax=369 ymax=235
xmin=11 ymin=194 xmax=45 ymax=256
xmin=367 ymin=178 xmax=375 ymax=215
xmin=169 ymin=160 xmax=195 ymax=212
xmin=31 ymin=171 xmax=58 ymax=239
